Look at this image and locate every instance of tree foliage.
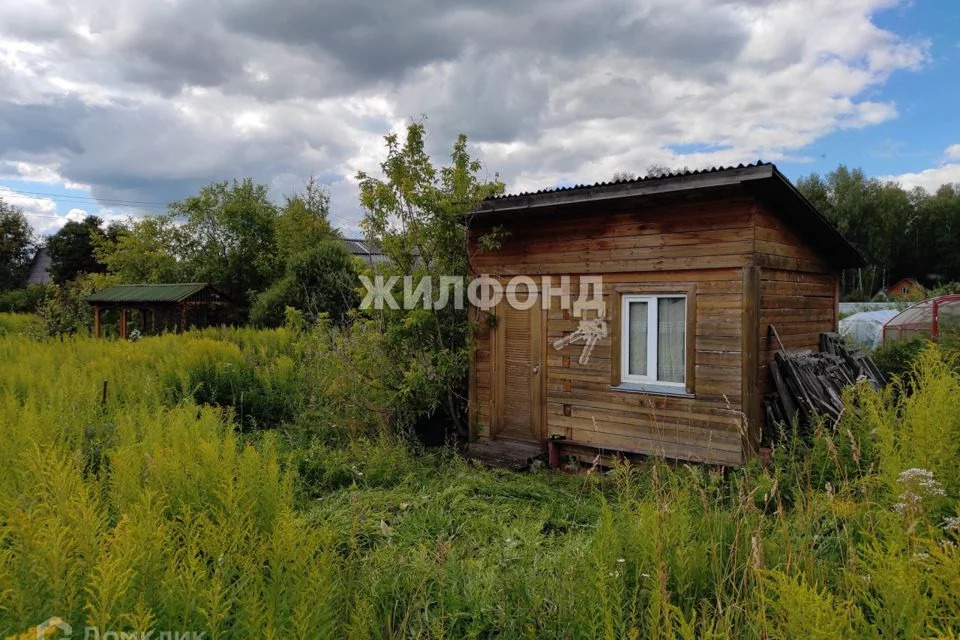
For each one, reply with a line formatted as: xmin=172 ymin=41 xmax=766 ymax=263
xmin=46 ymin=215 xmax=107 ymax=284
xmin=38 ymin=272 xmax=121 ymax=336
xmin=355 ymin=122 xmax=504 ymax=438
xmin=169 ymin=179 xmax=281 ymax=314
xmin=93 ymin=178 xmax=351 ymax=324
xmin=0 ymin=284 xmax=49 ymax=313
xmin=93 ymin=213 xmax=188 ymax=283
xmin=275 ymin=176 xmax=335 ymax=263
xmin=0 ymin=199 xmax=35 ymax=291
xmin=798 ymin=165 xmax=960 ymax=299
xmin=251 ymin=240 xmax=359 ymax=328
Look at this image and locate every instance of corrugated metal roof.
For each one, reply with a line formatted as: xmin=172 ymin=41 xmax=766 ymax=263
xmin=87 ymin=283 xmax=215 ymax=304
xmin=343 ymin=238 xmax=390 ymax=265
xmin=343 ymin=238 xmax=371 ymax=254
xmin=486 ymin=162 xmax=771 ymax=202
xmin=472 ymin=162 xmax=866 ymax=269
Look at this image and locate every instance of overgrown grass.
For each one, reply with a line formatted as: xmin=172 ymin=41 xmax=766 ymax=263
xmin=0 ymin=312 xmax=43 ymax=337
xmin=1 ymin=329 xmax=959 ymax=638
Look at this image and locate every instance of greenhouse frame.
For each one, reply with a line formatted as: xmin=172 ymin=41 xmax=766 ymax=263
xmin=882 ymin=294 xmax=960 ymax=344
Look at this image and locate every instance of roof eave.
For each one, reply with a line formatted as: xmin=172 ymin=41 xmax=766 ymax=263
xmin=765 ymin=167 xmax=867 ymax=269
xmin=471 ymin=163 xmax=865 ymax=271
xmin=85 ymin=282 xmax=223 ymax=305
xmin=172 ymin=282 xmax=222 ymax=302
xmin=478 ymin=164 xmax=775 ymax=214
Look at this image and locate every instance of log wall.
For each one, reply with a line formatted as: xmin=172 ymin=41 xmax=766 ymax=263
xmin=469 ymin=197 xmax=760 ymax=466
xmin=755 ymin=207 xmax=840 ymax=433
xmin=468 ymin=196 xmax=840 ymax=465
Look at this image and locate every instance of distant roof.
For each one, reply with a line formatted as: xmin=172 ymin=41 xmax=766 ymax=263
xmin=87 ymin=283 xmax=225 ymax=304
xmin=26 ymin=247 xmax=51 ymax=285
xmin=474 ymin=162 xmax=865 ymax=269
xmin=343 ymin=238 xmax=389 ymax=265
xmin=891 ymin=277 xmax=923 ymax=287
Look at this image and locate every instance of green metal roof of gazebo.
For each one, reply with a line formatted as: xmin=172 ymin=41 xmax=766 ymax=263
xmin=87 ymin=283 xmax=221 ymax=304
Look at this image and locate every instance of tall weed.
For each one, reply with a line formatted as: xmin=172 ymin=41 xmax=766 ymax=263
xmin=1 ymin=332 xmax=959 ymax=638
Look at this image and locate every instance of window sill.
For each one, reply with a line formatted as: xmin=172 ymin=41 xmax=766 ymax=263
xmin=611 ymin=382 xmax=693 ymax=398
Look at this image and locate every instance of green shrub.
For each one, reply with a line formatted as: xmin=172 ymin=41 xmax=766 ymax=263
xmin=160 ymin=337 xmax=301 ymax=430
xmin=38 ymin=272 xmax=120 ymax=336
xmin=0 ymin=284 xmax=51 ymax=313
xmin=250 ymin=239 xmax=359 ymax=327
xmin=871 ymin=337 xmax=927 ymax=379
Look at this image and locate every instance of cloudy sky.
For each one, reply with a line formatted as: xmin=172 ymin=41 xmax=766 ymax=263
xmin=0 ymin=0 xmax=958 ymax=236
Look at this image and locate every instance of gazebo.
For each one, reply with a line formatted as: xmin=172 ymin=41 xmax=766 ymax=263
xmin=87 ymin=283 xmax=230 ymax=339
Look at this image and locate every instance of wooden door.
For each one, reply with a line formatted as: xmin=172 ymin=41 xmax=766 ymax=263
xmin=494 ymin=285 xmax=543 ymax=442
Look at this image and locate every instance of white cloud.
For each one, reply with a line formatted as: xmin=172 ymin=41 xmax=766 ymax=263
xmin=0 ymin=161 xmax=60 ymax=183
xmin=0 ymin=0 xmax=933 ymax=227
xmin=881 ymin=164 xmax=960 ymax=192
xmin=61 ymin=207 xmax=132 ymax=229
xmin=0 ymin=188 xmax=55 ymax=213
xmin=879 ymin=144 xmax=960 ymax=192
xmin=0 ymin=187 xmax=133 ymax=236
xmin=0 ymin=161 xmax=92 ymax=192
xmin=0 ymin=187 xmax=61 ymax=235
xmin=65 ymin=208 xmax=88 ymax=222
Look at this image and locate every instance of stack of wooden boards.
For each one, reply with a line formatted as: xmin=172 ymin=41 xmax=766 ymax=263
xmin=764 ymin=331 xmax=886 ymax=440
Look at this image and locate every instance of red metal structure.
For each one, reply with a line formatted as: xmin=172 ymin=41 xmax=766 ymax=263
xmin=882 ymin=294 xmax=960 ymax=344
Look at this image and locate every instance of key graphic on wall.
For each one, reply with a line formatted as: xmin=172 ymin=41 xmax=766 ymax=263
xmin=553 ymin=318 xmax=608 ymax=365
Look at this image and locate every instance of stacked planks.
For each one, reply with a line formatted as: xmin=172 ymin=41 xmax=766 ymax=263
xmin=764 ymin=330 xmax=885 ymax=440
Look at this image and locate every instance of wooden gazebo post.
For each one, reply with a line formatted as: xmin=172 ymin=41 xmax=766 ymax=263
xmin=93 ymin=305 xmax=102 ymax=338
xmin=119 ymin=308 xmax=128 ymax=340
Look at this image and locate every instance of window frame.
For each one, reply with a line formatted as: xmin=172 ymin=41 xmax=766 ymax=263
xmin=620 ymin=294 xmax=687 ymax=388
xmin=611 ymin=284 xmax=696 ymax=396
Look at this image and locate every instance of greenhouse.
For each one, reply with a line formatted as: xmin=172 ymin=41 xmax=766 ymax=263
xmin=840 ymin=309 xmax=899 ymax=350
xmin=882 ymin=294 xmax=960 ymax=344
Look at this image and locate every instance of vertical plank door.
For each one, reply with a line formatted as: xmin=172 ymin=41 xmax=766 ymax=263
xmin=494 ymin=283 xmax=542 ymax=442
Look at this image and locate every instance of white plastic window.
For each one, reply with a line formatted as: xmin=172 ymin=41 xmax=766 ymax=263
xmin=621 ymin=295 xmax=686 ymax=387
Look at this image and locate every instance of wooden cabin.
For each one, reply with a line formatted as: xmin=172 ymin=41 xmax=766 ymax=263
xmin=466 ymin=163 xmax=864 ymax=466
xmin=878 ymin=277 xmax=926 ymax=301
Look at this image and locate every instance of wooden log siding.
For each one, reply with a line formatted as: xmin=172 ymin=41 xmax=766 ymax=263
xmin=466 ymin=166 xmax=862 ymax=466
xmin=539 ymin=274 xmax=745 ymax=466
xmin=753 ymin=209 xmax=841 ymax=404
xmin=470 ymin=199 xmax=759 ymax=276
xmin=473 ymin=272 xmax=748 ymax=465
xmin=469 ymin=197 xmax=759 ymax=466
